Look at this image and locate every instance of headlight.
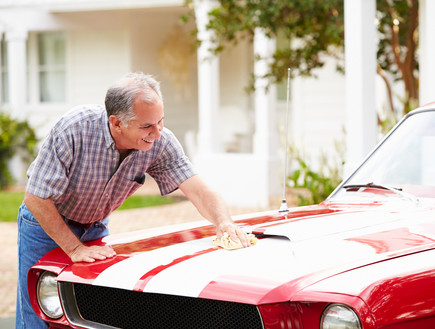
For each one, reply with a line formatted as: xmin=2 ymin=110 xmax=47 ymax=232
xmin=320 ymin=304 xmax=361 ymax=329
xmin=36 ymin=271 xmax=63 ymax=319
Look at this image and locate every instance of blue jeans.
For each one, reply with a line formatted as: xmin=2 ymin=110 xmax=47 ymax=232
xmin=15 ymin=202 xmax=110 ymax=329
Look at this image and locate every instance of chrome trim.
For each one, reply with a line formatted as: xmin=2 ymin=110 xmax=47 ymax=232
xmin=256 ymin=306 xmax=265 ymax=329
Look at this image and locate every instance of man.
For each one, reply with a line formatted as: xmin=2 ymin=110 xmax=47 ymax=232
xmin=16 ymin=72 xmax=250 ymax=328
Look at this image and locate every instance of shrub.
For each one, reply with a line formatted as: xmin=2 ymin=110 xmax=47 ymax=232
xmin=287 ymin=141 xmax=344 ymax=206
xmin=0 ymin=113 xmax=37 ymax=189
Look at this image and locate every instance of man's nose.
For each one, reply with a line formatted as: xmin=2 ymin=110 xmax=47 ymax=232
xmin=151 ymin=124 xmax=162 ymax=138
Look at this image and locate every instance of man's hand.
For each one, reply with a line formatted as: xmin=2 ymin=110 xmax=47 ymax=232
xmin=24 ymin=193 xmax=117 ymax=263
xmin=69 ymin=244 xmax=116 ymax=263
xmin=179 ymin=176 xmax=251 ymax=248
xmin=216 ymin=222 xmax=251 ymax=248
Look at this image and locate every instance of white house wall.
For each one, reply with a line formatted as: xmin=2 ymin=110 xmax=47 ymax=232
xmin=219 ymin=41 xmax=254 ymax=153
xmin=24 ymin=10 xmax=134 ymax=137
xmin=68 ymin=28 xmax=131 ymax=105
xmin=12 ymin=8 xmax=199 ymax=146
xmin=128 ymin=8 xmax=199 ymax=152
xmin=60 ymin=10 xmax=133 ymax=108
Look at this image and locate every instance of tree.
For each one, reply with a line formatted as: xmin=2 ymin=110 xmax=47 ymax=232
xmin=184 ymin=0 xmax=418 ymax=116
xmin=186 ymin=0 xmax=344 ymax=85
xmin=377 ymin=0 xmax=418 ymax=116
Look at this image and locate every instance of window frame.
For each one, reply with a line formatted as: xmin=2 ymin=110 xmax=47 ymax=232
xmin=27 ymin=31 xmax=67 ymax=105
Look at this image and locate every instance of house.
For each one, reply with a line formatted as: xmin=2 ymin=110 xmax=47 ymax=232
xmin=1 ymin=0 xmax=432 ymax=207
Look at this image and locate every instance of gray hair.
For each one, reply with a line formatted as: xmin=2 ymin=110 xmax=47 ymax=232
xmin=105 ymin=72 xmax=163 ymax=126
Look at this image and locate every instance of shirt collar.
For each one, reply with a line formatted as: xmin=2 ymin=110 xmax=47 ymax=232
xmin=101 ymin=109 xmax=115 ymax=149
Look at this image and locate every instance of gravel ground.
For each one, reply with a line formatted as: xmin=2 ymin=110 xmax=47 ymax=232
xmin=0 ymin=178 xmax=265 ymax=318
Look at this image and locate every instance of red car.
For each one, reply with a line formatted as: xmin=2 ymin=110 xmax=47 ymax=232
xmin=29 ymin=106 xmax=435 ymax=328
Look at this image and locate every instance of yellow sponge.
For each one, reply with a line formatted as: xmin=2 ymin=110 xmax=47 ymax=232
xmin=213 ymin=232 xmax=258 ymax=250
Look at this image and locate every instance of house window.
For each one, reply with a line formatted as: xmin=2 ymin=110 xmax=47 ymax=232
xmin=37 ymin=32 xmax=66 ymax=103
xmin=1 ymin=35 xmax=8 ymax=103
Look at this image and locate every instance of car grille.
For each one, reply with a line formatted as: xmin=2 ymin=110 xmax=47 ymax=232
xmin=59 ymin=282 xmax=264 ymax=329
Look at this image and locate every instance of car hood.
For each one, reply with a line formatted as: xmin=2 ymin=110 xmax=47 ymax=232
xmin=52 ymin=200 xmax=435 ymax=305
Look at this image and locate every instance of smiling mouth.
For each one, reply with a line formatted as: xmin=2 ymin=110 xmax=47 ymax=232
xmin=142 ymin=138 xmax=153 ymax=143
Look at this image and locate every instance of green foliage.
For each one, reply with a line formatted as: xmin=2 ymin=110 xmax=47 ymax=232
xmin=116 ymin=195 xmax=179 ymax=211
xmin=289 ymin=158 xmax=341 ymax=206
xmin=186 ymin=0 xmax=344 ymax=85
xmin=0 ymin=190 xmax=24 ymax=222
xmin=378 ymin=112 xmax=398 ymax=135
xmin=287 ymin=142 xmax=344 ymax=206
xmin=0 ymin=113 xmax=37 ymax=189
xmin=184 ymin=0 xmax=419 ymax=110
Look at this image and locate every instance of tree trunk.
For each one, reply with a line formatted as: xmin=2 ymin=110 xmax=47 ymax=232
xmin=389 ymin=0 xmax=419 ymax=113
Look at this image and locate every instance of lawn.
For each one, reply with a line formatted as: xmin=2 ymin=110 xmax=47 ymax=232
xmin=116 ymin=194 xmax=177 ymax=210
xmin=0 ymin=191 xmax=178 ymax=222
xmin=0 ymin=191 xmax=24 ymax=222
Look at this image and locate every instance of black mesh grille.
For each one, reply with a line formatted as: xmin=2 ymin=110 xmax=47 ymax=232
xmin=73 ymin=283 xmax=264 ymax=329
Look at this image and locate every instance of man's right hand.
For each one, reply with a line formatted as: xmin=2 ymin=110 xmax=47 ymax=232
xmin=69 ymin=244 xmax=116 ymax=263
xmin=24 ymin=193 xmax=117 ymax=264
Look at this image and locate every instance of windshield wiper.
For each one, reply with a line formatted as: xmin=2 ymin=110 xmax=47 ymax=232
xmin=344 ymin=182 xmax=402 ymax=192
xmin=343 ymin=182 xmax=420 ymax=205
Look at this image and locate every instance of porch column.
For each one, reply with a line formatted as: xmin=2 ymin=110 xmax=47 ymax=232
xmin=253 ymin=28 xmax=281 ymax=204
xmin=344 ymin=0 xmax=377 ymax=175
xmin=194 ymin=0 xmax=220 ymax=154
xmin=6 ymin=28 xmax=27 ymax=119
xmin=419 ymin=0 xmax=435 ymax=105
xmin=253 ymin=28 xmax=278 ymax=158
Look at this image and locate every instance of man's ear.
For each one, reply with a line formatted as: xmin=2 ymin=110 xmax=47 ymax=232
xmin=109 ymin=115 xmax=122 ymax=131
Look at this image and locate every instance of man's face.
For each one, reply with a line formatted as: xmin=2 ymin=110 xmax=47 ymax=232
xmin=112 ymin=94 xmax=164 ymax=152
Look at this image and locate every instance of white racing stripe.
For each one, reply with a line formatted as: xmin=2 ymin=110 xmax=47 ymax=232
xmin=142 ymin=237 xmax=379 ymax=299
xmin=93 ymin=234 xmax=377 ymax=300
xmin=143 ymin=238 xmax=296 ymax=298
xmin=92 ymin=237 xmax=213 ymax=290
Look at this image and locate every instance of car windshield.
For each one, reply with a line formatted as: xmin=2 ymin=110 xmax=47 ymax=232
xmin=331 ymin=109 xmax=435 ymax=201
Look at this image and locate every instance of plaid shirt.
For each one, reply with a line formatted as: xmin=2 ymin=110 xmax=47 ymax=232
xmin=26 ymin=104 xmax=196 ymax=224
